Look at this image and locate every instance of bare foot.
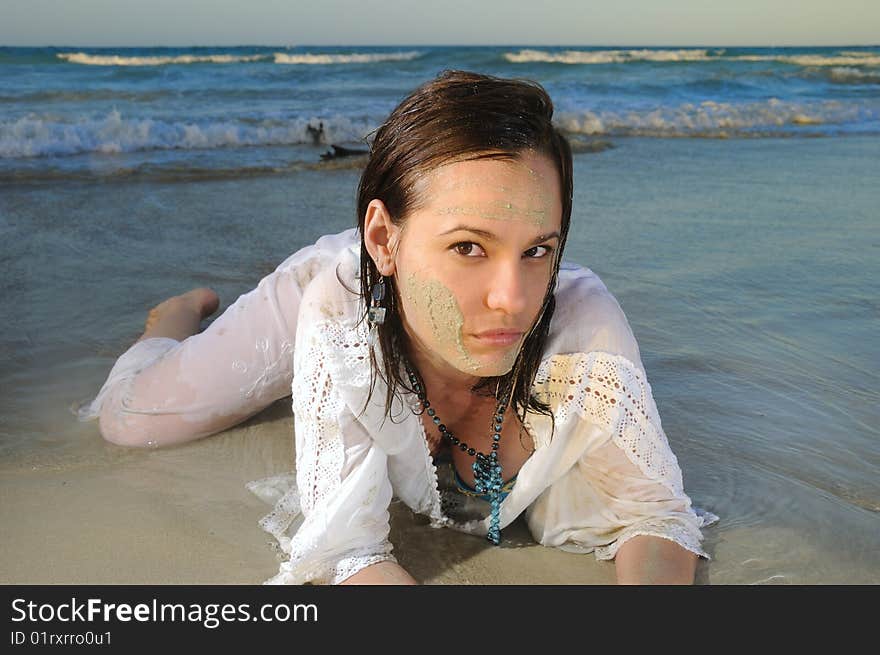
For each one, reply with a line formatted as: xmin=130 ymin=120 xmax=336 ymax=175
xmin=143 ymin=287 xmax=220 ymax=333
xmin=180 ymin=287 xmax=220 ymax=320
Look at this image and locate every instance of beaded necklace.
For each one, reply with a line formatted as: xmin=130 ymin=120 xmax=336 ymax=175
xmin=404 ymin=361 xmax=509 ymax=545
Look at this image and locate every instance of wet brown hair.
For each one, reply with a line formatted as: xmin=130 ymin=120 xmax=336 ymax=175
xmin=352 ymin=69 xmax=573 ymax=438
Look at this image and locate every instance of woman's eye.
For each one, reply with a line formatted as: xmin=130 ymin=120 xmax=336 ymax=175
xmin=524 ymin=245 xmax=554 ymax=259
xmin=451 ymin=242 xmax=555 ymax=259
xmin=452 ymin=242 xmax=485 ymax=257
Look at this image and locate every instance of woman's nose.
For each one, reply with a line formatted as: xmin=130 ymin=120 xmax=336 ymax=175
xmin=485 ymin=261 xmax=528 ymax=315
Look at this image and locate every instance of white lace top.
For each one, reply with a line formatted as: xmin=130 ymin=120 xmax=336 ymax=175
xmin=77 ymin=227 xmax=719 ymax=584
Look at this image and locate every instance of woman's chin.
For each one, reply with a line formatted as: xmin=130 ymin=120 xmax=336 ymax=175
xmin=467 ymin=351 xmax=519 ymax=377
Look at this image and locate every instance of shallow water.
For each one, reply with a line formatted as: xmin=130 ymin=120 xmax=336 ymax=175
xmin=2 ymin=129 xmax=878 ymax=582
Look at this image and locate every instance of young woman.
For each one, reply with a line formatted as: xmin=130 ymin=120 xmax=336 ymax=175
xmin=78 ymin=70 xmax=717 ymax=585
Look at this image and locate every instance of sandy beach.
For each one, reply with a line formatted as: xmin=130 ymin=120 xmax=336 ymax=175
xmin=1 ymin=399 xmax=622 ymax=585
xmin=3 ymin=393 xmax=876 ymax=585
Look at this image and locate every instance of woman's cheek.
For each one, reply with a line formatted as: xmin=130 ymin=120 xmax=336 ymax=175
xmin=401 ymin=271 xmax=483 ymax=373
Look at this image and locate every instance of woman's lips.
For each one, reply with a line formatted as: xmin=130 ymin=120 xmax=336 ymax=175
xmin=472 ymin=330 xmax=524 ymax=347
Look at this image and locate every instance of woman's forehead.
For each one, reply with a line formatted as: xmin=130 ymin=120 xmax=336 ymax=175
xmin=418 ymin=151 xmax=555 ymax=192
xmin=408 ymin=152 xmax=562 ymax=232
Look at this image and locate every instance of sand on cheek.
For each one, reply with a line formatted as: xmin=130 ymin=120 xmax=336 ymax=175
xmin=402 ymin=272 xmax=479 ymax=372
xmin=402 ymin=272 xmax=519 ymax=375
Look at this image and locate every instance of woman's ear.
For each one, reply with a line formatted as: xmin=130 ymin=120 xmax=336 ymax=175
xmin=363 ymin=199 xmax=400 ymax=276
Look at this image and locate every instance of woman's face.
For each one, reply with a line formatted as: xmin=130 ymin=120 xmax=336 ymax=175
xmin=387 ymin=150 xmax=563 ymax=382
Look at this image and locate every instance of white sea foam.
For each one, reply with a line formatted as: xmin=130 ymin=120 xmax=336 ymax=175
xmin=504 ymin=48 xmax=712 ymax=64
xmin=56 ymin=50 xmax=423 ymax=67
xmin=839 ymin=51 xmax=878 ymax=57
xmin=0 ymin=111 xmax=373 ymax=158
xmin=731 ymin=54 xmax=880 ymax=67
xmin=273 ymin=51 xmax=422 ymax=64
xmin=504 ymin=49 xmax=880 ymax=68
xmin=4 ymin=99 xmax=874 ymax=159
xmin=555 ymin=98 xmax=874 ymax=137
xmin=57 ymin=52 xmax=270 ymax=66
xmin=826 ymin=67 xmax=880 ymax=84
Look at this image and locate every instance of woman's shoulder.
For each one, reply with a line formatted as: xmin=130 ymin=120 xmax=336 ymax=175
xmin=294 ymin=228 xmax=363 ymax=325
xmin=276 ymin=227 xmax=359 ymax=270
xmin=529 ymin=263 xmax=655 ymax=443
xmin=272 ymin=227 xmax=360 ymax=293
xmin=542 ymin=261 xmax=643 ymax=368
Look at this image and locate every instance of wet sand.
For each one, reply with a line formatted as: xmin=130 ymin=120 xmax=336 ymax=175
xmin=0 ymin=399 xmax=620 ymax=585
xmin=4 ymin=397 xmax=875 ymax=585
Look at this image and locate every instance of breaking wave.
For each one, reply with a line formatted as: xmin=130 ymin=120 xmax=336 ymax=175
xmin=504 ymin=49 xmax=880 ymax=67
xmin=0 ymin=111 xmax=373 ymax=158
xmin=57 ymin=52 xmax=269 ymax=66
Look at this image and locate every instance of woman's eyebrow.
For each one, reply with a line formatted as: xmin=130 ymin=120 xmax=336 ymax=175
xmin=438 ymin=226 xmax=560 ymax=245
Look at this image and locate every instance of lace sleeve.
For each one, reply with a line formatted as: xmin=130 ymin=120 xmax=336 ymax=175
xmin=526 ymin=352 xmax=718 ymax=561
xmin=75 ymin=228 xmax=358 ymax=447
xmin=248 ymin=316 xmax=396 ymax=585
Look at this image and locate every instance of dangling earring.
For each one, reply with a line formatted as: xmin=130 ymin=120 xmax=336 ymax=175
xmin=367 ymin=275 xmax=386 ymax=347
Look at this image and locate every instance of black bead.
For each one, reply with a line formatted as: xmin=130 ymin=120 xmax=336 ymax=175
xmin=459 ymin=443 xmax=468 ymax=452
xmin=467 ymin=448 xmax=476 ymax=456
xmin=439 ymin=424 xmax=447 ymax=432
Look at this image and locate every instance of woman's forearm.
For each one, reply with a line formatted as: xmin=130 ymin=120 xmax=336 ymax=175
xmin=97 ymin=288 xmax=225 ymax=447
xmin=338 ymin=561 xmax=418 ymax=585
xmin=614 ymin=535 xmax=698 ymax=585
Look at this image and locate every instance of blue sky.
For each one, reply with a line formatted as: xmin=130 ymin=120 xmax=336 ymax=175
xmin=1 ymin=0 xmax=876 ymax=47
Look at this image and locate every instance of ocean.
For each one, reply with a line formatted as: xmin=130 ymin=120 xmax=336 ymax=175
xmin=1 ymin=45 xmax=878 ymax=584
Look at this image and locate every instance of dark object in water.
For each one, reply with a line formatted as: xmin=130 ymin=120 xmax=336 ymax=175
xmin=306 ymin=121 xmax=325 ymax=145
xmin=320 ymin=144 xmax=369 ymax=161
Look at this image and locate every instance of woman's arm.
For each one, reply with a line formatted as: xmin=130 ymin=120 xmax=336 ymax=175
xmin=81 ymin=230 xmax=364 ymax=448
xmin=524 ymin=353 xmax=713 ymax=582
xmin=94 ymin=272 xmax=299 ymax=448
xmin=80 ymin=240 xmax=340 ymax=447
xmin=339 ymin=561 xmax=418 ymax=585
xmin=614 ymin=535 xmax=698 ymax=585
xmin=525 ymin=272 xmax=714 ymax=582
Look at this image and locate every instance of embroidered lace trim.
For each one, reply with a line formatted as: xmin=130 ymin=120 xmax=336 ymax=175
xmin=291 ymin=326 xmax=348 ymax=515
xmin=409 ymin=394 xmax=451 ymax=528
xmin=534 ymin=351 xmax=684 ymax=498
xmin=592 ymin=516 xmax=712 ymax=561
xmin=330 ymin=550 xmax=398 ymax=585
xmin=247 ymin=318 xmax=392 ymax=585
